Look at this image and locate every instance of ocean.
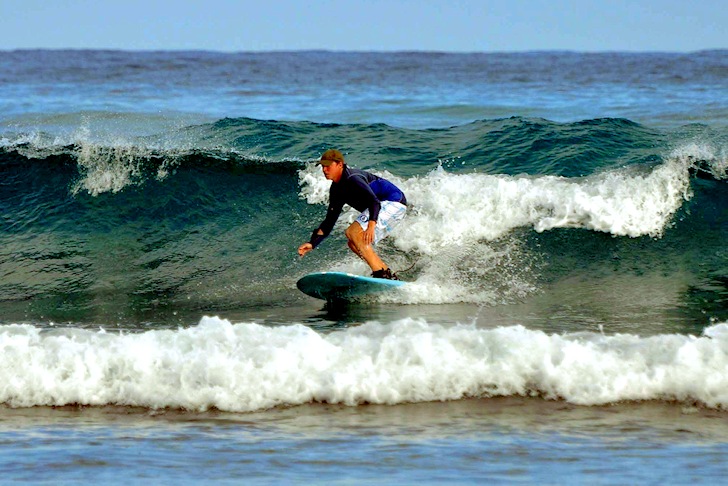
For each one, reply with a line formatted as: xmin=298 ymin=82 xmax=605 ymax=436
xmin=1 ymin=49 xmax=727 ymax=482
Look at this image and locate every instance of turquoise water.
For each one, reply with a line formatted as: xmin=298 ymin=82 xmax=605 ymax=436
xmin=1 ymin=49 xmax=727 ymax=482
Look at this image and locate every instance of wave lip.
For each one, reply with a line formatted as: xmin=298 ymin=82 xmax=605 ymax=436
xmin=2 ymin=317 xmax=728 ymax=412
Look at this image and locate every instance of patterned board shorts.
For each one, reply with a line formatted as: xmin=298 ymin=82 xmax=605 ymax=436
xmin=356 ymin=201 xmax=407 ymax=244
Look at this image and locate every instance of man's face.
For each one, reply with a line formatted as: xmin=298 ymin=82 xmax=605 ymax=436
xmin=322 ymin=161 xmax=344 ymax=182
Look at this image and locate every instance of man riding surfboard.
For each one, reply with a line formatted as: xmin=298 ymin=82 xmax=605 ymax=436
xmin=297 ymin=149 xmax=407 ymax=280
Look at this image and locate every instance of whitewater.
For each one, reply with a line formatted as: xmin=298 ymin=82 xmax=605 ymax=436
xmin=3 ymin=317 xmax=728 ymax=412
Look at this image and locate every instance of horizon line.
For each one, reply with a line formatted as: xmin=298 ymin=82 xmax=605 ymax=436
xmin=1 ymin=47 xmax=726 ymax=55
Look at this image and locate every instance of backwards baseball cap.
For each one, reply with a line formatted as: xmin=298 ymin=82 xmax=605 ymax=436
xmin=318 ymin=149 xmax=345 ymax=166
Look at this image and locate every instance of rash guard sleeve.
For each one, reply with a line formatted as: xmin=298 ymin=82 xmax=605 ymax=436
xmin=309 ymin=195 xmax=345 ymax=249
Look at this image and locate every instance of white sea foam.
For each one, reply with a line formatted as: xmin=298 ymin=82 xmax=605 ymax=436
xmin=71 ymin=142 xmax=143 ymax=195
xmin=669 ymin=140 xmax=728 ymax=180
xmin=3 ymin=123 xmax=187 ymax=196
xmin=2 ymin=317 xmax=728 ymax=411
xmin=68 ymin=124 xmax=184 ymax=196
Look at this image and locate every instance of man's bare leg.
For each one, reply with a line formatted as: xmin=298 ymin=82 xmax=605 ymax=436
xmin=345 ymin=222 xmax=387 ymax=272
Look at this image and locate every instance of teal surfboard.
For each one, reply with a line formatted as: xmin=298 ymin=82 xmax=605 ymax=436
xmin=297 ymin=271 xmax=405 ymax=301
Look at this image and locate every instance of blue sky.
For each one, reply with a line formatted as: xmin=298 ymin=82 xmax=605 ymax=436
xmin=2 ymin=0 xmax=726 ymax=52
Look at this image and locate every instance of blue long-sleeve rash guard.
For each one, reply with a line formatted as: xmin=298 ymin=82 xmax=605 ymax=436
xmin=310 ymin=166 xmax=407 ymax=248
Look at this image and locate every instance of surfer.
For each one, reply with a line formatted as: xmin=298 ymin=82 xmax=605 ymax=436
xmin=297 ymin=149 xmax=407 ymax=280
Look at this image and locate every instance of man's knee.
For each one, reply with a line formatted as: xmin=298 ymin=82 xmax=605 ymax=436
xmin=345 ymin=223 xmax=361 ymax=242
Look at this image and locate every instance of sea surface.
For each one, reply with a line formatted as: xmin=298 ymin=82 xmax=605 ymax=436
xmin=1 ymin=49 xmax=727 ymax=483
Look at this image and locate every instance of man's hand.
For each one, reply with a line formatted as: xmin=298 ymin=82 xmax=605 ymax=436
xmin=298 ymin=242 xmax=313 ymax=257
xmin=363 ymin=220 xmax=376 ymax=246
